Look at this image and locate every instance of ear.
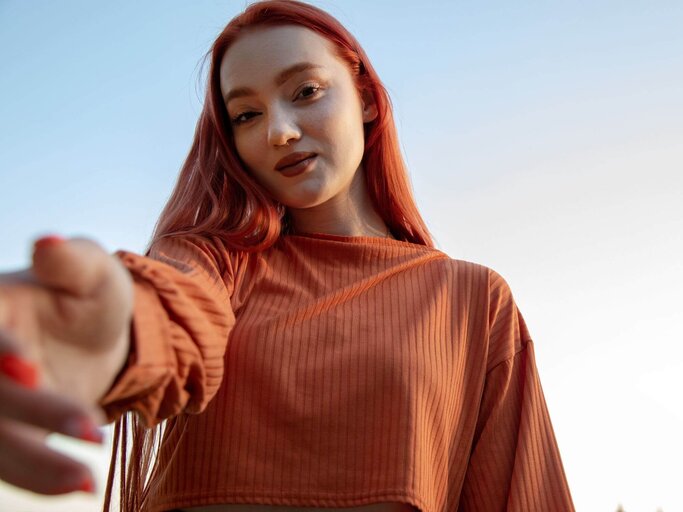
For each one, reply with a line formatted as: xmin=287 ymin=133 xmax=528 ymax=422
xmin=360 ymin=87 xmax=378 ymax=123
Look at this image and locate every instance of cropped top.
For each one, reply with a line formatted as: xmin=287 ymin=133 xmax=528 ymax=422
xmin=99 ymin=233 xmax=574 ymax=512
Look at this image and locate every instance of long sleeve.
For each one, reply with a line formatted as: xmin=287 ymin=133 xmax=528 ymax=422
xmin=98 ymin=235 xmax=239 ymax=427
xmin=457 ymin=270 xmax=574 ymax=511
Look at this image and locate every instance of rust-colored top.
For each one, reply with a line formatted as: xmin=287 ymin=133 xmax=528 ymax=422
xmin=100 ymin=233 xmax=574 ymax=512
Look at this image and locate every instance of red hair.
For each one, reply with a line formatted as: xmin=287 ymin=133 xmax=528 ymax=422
xmin=148 ymin=0 xmax=434 ymax=251
xmin=104 ymin=1 xmax=434 ymax=510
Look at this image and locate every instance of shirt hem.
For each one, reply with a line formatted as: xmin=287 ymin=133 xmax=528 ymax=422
xmin=146 ymin=489 xmax=430 ymax=512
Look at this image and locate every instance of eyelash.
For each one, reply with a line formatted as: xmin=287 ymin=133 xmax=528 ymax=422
xmin=230 ymin=83 xmax=323 ymax=126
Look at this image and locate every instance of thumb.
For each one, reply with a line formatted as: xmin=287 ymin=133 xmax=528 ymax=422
xmin=31 ymin=235 xmax=111 ymax=297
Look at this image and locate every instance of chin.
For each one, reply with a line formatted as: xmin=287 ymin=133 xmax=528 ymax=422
xmin=282 ymin=196 xmax=330 ymax=211
xmin=277 ymin=186 xmax=334 ymax=210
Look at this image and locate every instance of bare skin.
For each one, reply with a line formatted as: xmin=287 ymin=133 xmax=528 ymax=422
xmin=174 ymin=24 xmax=405 ymax=512
xmin=0 ymin=21 xmax=398 ymax=506
xmin=0 ymin=237 xmax=132 ymax=494
xmin=220 ymin=25 xmax=388 ymax=239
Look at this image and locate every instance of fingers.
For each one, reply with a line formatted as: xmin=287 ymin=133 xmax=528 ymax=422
xmin=0 ymin=328 xmax=105 ymax=436
xmin=31 ymin=235 xmax=111 ymax=297
xmin=0 ymin=327 xmax=38 ymax=385
xmin=0 ymin=418 xmax=95 ymax=494
xmin=0 ymin=334 xmax=102 ymax=495
xmin=0 ymin=351 xmax=38 ymax=388
xmin=0 ymin=319 xmax=104 ymax=496
xmin=0 ymin=376 xmax=104 ymax=443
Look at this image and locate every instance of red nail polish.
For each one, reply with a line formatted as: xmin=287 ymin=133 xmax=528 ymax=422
xmin=0 ymin=354 xmax=39 ymax=388
xmin=62 ymin=417 xmax=104 ymax=444
xmin=34 ymin=235 xmax=65 ymax=249
xmin=53 ymin=476 xmax=97 ymax=495
xmin=78 ymin=477 xmax=95 ymax=494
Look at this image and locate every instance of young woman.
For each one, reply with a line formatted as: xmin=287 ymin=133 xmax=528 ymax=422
xmin=0 ymin=1 xmax=575 ymax=511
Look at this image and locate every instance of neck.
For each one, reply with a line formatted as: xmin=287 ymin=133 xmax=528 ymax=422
xmin=287 ymin=168 xmax=393 ymax=239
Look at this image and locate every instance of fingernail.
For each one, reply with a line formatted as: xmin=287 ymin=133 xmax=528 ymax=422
xmin=54 ymin=476 xmax=96 ymax=495
xmin=34 ymin=235 xmax=65 ymax=250
xmin=0 ymin=354 xmax=39 ymax=388
xmin=62 ymin=417 xmax=104 ymax=444
xmin=78 ymin=476 xmax=96 ymax=494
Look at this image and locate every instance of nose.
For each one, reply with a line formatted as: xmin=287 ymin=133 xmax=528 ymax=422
xmin=267 ymin=105 xmax=301 ymax=147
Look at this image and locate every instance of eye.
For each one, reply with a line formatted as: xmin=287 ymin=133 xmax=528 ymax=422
xmin=230 ymin=83 xmax=323 ymax=126
xmin=296 ymin=83 xmax=322 ymax=100
xmin=231 ymin=111 xmax=259 ymax=126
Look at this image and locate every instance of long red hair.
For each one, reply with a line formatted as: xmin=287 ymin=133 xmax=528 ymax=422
xmin=148 ymin=0 xmax=433 ymax=251
xmin=104 ymin=1 xmax=434 ymax=510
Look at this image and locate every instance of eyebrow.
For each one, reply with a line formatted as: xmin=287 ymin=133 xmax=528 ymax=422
xmin=223 ymin=62 xmax=324 ymax=105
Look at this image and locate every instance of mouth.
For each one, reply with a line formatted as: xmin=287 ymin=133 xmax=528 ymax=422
xmin=274 ymin=152 xmax=317 ymax=172
xmin=277 ymin=155 xmax=317 ymax=177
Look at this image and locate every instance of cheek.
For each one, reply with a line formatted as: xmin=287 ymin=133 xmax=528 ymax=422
xmin=232 ymin=134 xmax=274 ymax=191
xmin=309 ymin=96 xmax=364 ymax=154
xmin=234 ymin=133 xmax=258 ymax=167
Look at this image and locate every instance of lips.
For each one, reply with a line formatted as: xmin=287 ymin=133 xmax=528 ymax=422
xmin=274 ymin=152 xmax=317 ymax=171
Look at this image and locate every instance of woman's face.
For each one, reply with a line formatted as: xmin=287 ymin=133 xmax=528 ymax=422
xmin=219 ymin=25 xmax=377 ymax=210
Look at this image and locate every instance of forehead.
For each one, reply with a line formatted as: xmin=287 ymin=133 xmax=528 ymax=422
xmin=220 ymin=25 xmax=341 ymax=89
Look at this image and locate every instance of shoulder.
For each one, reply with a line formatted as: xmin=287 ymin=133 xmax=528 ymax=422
xmin=477 ymin=266 xmax=531 ymax=369
xmin=446 ymin=259 xmax=521 ymax=324
xmin=446 ymin=257 xmax=516 ymax=292
xmin=443 ymin=257 xmax=514 ymax=297
xmin=444 ymin=257 xmax=529 ymax=357
xmin=447 ymin=257 xmax=489 ymax=276
xmin=145 ymin=233 xmax=251 ymax=281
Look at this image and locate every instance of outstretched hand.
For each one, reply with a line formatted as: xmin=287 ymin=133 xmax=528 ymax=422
xmin=0 ymin=235 xmax=133 ymax=494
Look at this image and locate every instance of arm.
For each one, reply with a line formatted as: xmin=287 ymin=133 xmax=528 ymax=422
xmin=98 ymin=234 xmax=239 ymax=428
xmin=0 ymin=236 xmax=134 ymax=494
xmin=458 ymin=270 xmax=574 ymax=511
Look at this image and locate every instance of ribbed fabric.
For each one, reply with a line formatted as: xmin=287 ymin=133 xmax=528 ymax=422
xmin=100 ymin=233 xmax=574 ymax=512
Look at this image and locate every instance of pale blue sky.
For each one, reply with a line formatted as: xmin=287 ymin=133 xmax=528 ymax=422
xmin=1 ymin=1 xmax=682 ymax=511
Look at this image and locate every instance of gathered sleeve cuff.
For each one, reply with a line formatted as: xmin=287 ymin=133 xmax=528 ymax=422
xmin=98 ymin=235 xmax=238 ymax=428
